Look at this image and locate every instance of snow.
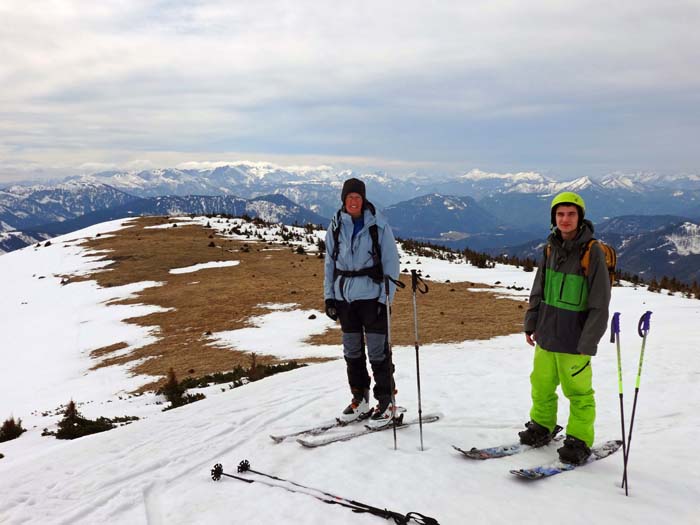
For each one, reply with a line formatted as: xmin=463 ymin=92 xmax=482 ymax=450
xmin=0 ymin=218 xmax=167 ymax=425
xmin=169 ymin=261 xmax=240 ymax=274
xmin=210 ymin=304 xmax=338 ymax=360
xmin=1 ymin=218 xmax=699 ymax=524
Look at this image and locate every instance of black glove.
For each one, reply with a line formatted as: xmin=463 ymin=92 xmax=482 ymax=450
xmin=325 ymin=299 xmax=338 ymax=321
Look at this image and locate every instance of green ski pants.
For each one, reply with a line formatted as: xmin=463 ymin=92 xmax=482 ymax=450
xmin=529 ymin=345 xmax=596 ymax=446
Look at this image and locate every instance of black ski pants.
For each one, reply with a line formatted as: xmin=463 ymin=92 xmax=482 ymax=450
xmin=336 ymin=299 xmax=394 ymax=404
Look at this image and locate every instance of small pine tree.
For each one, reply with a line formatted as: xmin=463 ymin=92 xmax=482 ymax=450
xmin=157 ymin=368 xmax=206 ymax=411
xmin=161 ymin=368 xmax=186 ymax=408
xmin=0 ymin=416 xmax=26 ymax=442
xmin=248 ymin=353 xmax=262 ymax=381
xmin=55 ymin=400 xmax=113 ymax=440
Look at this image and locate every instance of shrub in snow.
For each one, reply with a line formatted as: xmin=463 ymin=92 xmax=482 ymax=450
xmin=0 ymin=416 xmax=26 ymax=442
xmin=157 ymin=368 xmax=205 ymax=411
xmin=54 ymin=400 xmax=114 ymax=440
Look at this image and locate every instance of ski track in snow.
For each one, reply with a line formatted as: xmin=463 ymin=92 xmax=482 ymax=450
xmin=1 ymin=218 xmax=699 ymax=524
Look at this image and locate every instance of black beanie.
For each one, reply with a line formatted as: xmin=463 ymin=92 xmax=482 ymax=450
xmin=341 ymin=178 xmax=366 ymax=202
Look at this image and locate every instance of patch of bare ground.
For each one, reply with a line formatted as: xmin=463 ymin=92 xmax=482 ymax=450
xmin=72 ymin=217 xmax=526 ymax=391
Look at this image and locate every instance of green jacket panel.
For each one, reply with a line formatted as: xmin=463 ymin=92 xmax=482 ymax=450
xmin=543 ymin=268 xmax=589 ymax=312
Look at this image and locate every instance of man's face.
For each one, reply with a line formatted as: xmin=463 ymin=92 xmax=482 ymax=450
xmin=555 ymin=204 xmax=579 ymax=236
xmin=344 ymin=192 xmax=363 ymax=218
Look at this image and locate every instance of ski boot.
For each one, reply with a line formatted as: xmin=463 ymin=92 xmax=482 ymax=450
xmin=338 ymin=388 xmax=373 ymax=423
xmin=558 ymin=435 xmax=592 ymax=465
xmin=366 ymin=397 xmax=398 ymax=429
xmin=518 ymin=420 xmax=555 ymax=447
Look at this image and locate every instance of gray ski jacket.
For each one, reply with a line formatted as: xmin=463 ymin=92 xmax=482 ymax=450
xmin=524 ymin=220 xmax=611 ymax=356
xmin=324 ymin=206 xmax=400 ymax=305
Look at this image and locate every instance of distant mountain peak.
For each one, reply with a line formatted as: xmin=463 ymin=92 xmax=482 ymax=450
xmin=458 ymin=169 xmax=549 ymax=184
xmin=558 ymin=176 xmax=596 ymax=192
xmin=599 ymin=174 xmax=639 ymax=191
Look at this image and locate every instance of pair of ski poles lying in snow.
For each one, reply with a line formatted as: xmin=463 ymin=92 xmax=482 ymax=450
xmin=610 ymin=310 xmax=652 ymax=497
xmin=211 ymin=460 xmax=440 ymax=525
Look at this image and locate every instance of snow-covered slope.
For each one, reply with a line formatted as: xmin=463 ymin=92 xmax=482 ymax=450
xmin=0 ymin=219 xmax=698 ymax=524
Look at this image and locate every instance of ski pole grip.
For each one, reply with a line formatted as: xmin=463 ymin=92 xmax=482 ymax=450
xmin=610 ymin=312 xmax=621 ymax=343
xmin=385 ymin=275 xmax=406 ymax=291
xmin=637 ymin=310 xmax=652 ymax=337
xmin=410 ymin=270 xmax=429 ymax=294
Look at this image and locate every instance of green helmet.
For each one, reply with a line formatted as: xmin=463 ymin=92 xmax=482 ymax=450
xmin=550 ymin=191 xmax=585 ymax=227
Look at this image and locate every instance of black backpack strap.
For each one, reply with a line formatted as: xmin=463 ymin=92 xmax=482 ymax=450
xmin=368 ymin=224 xmax=382 ymax=269
xmin=331 ymin=209 xmax=342 ymax=263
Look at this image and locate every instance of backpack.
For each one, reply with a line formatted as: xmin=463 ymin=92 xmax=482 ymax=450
xmin=545 ymin=238 xmax=617 ymax=286
xmin=331 ymin=201 xmax=383 ymax=283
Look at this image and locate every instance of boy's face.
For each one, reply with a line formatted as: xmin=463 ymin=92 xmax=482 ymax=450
xmin=555 ymin=204 xmax=579 ymax=237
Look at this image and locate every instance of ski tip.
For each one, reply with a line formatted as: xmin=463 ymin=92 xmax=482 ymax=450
xmin=269 ymin=435 xmax=284 ymax=443
xmin=509 ymin=469 xmax=540 ymax=480
xmin=452 ymin=445 xmax=489 ymax=460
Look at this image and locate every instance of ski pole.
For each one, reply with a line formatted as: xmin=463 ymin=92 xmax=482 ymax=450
xmin=384 ymin=275 xmax=405 ymax=450
xmin=621 ymin=310 xmax=652 ymax=492
xmin=411 ymin=269 xmax=429 ymax=451
xmin=211 ymin=460 xmax=440 ymax=524
xmin=610 ymin=312 xmax=628 ymax=495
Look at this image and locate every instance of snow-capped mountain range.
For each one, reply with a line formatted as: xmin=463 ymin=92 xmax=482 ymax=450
xmin=0 ymin=181 xmax=137 ymax=231
xmin=2 ymin=164 xmax=700 ymax=282
xmin=17 ymin=193 xmax=327 ymax=240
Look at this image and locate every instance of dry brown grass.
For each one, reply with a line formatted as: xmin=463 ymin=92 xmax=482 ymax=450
xmin=70 ymin=217 xmax=526 ymax=391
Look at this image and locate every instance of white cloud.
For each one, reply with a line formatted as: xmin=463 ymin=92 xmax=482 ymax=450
xmin=1 ymin=1 xmax=699 ymax=181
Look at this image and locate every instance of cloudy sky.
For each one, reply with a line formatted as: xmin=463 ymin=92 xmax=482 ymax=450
xmin=1 ymin=1 xmax=699 ymax=183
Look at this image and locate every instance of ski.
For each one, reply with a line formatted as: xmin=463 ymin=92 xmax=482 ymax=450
xmin=510 ymin=439 xmax=623 ymax=480
xmin=269 ymin=406 xmax=406 ymax=443
xmin=453 ymin=425 xmax=564 ymax=460
xmin=270 ymin=420 xmax=350 ymax=443
xmin=297 ymin=413 xmax=441 ymax=448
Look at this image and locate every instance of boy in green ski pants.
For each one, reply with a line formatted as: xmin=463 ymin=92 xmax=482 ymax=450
xmin=522 ymin=192 xmax=611 ymax=464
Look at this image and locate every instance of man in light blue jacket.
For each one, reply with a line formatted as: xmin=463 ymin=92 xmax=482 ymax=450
xmin=324 ymin=178 xmax=401 ymax=426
